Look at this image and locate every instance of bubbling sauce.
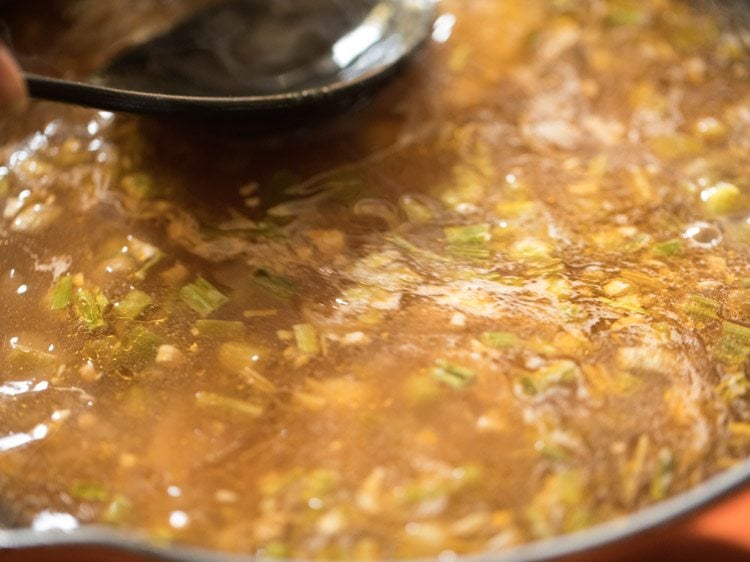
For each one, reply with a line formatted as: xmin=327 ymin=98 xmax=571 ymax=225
xmin=0 ymin=0 xmax=750 ymax=559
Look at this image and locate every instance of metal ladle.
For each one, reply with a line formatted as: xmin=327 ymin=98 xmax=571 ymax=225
xmin=19 ymin=0 xmax=436 ymax=128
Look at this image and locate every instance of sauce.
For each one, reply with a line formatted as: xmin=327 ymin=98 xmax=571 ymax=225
xmin=0 ymin=0 xmax=749 ymax=559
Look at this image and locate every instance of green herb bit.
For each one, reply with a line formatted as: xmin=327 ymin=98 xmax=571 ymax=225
xmin=722 ymin=321 xmax=750 ymax=345
xmin=526 ymin=259 xmax=565 ymax=277
xmin=526 ymin=469 xmax=587 ymax=537
xmin=713 ymin=334 xmax=750 ymax=366
xmin=444 ymin=224 xmax=491 ymax=259
xmin=180 ymin=276 xmax=228 ymax=317
xmin=263 ymin=542 xmax=290 ymax=559
xmin=218 ymin=342 xmax=275 ymax=393
xmin=196 ymin=319 xmax=246 ymax=340
xmin=253 ymin=269 xmax=297 ymax=300
xmin=7 ymin=345 xmax=57 ymax=371
xmin=653 ymin=238 xmax=683 ymax=257
xmin=445 ymin=224 xmax=491 ymax=245
xmin=481 ymin=331 xmax=521 ymax=349
xmin=103 ymin=494 xmax=132 ymax=524
xmin=715 ymin=321 xmax=750 ymax=364
xmin=402 ymin=374 xmax=441 ymax=406
xmin=449 ymin=244 xmax=491 ymax=260
xmin=535 ymin=441 xmax=572 ymax=463
xmin=716 ymin=371 xmax=749 ymax=406
xmin=432 ymin=360 xmax=476 ymax=390
xmin=115 ymin=290 xmax=153 ymax=320
xmin=49 ymin=275 xmax=73 ymax=310
xmin=649 ymin=449 xmax=675 ymax=501
xmin=524 ymin=360 xmax=578 ymax=395
xmin=712 ymin=322 xmax=750 ymax=365
xmin=293 ymin=323 xmax=320 ymax=356
xmin=607 ymin=3 xmax=648 ymax=26
xmin=121 ymin=326 xmax=162 ymax=366
xmin=683 ymin=294 xmax=720 ymax=320
xmin=134 ymin=252 xmax=165 ymax=281
xmin=195 ymin=391 xmax=264 ymax=419
xmin=70 ymin=481 xmax=108 ymax=502
xmin=74 ymin=287 xmax=109 ymax=330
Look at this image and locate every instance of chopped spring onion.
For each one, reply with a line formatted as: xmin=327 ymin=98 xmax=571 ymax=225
xmin=449 ymin=244 xmax=491 ymax=259
xmin=713 ymin=321 xmax=750 ymax=364
xmin=218 ymin=342 xmax=276 ymax=393
xmin=653 ymin=238 xmax=683 ymax=257
xmin=402 ymin=374 xmax=441 ymax=406
xmin=481 ymin=331 xmax=521 ymax=349
xmin=122 ymin=326 xmax=162 ymax=366
xmin=74 ymin=287 xmax=109 ymax=330
xmin=195 ymin=391 xmax=264 ymax=418
xmin=134 ymin=252 xmax=165 ymax=281
xmin=7 ymin=345 xmax=57 ymax=370
xmin=522 ymin=360 xmax=578 ymax=395
xmin=445 ymin=224 xmax=491 ymax=259
xmin=253 ymin=269 xmax=297 ymax=299
xmin=70 ymin=481 xmax=108 ymax=502
xmin=722 ymin=321 xmax=750 ymax=344
xmin=195 ymin=319 xmax=246 ymax=340
xmin=535 ymin=440 xmax=572 ymax=463
xmin=293 ymin=323 xmax=320 ymax=356
xmin=49 ymin=275 xmax=73 ymax=310
xmin=103 ymin=494 xmax=132 ymax=524
xmin=649 ymin=449 xmax=675 ymax=501
xmin=180 ymin=277 xmax=228 ymax=317
xmin=445 ymin=224 xmax=491 ymax=246
xmin=432 ymin=360 xmax=476 ymax=389
xmin=263 ymin=542 xmax=290 ymax=559
xmin=683 ymin=294 xmax=720 ymax=320
xmin=623 ymin=434 xmax=650 ymax=505
xmin=115 ymin=290 xmax=153 ymax=320
xmin=607 ymin=4 xmax=648 ymax=26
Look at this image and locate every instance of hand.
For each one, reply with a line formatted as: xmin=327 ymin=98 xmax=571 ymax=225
xmin=0 ymin=43 xmax=27 ymax=110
